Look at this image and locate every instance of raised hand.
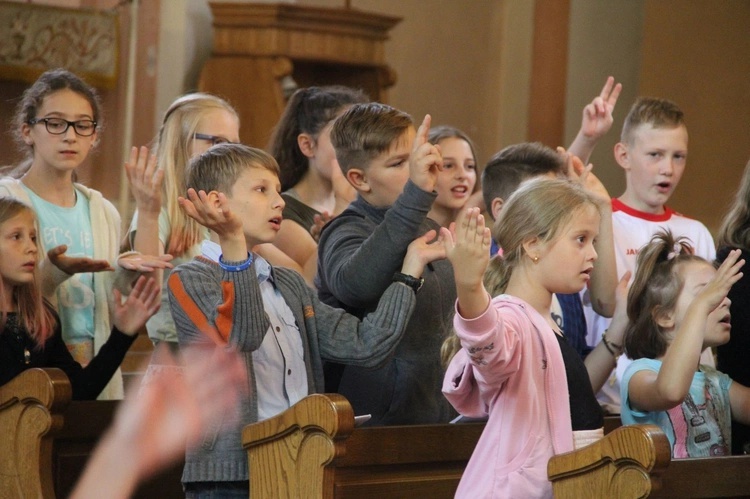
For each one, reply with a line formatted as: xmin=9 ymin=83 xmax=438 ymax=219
xmin=695 ymin=249 xmax=744 ymax=313
xmin=112 ymin=275 xmax=161 ymax=335
xmin=48 ymin=245 xmax=114 ymax=274
xmin=125 ymin=146 xmax=163 ymax=215
xmin=580 ymin=76 xmax=622 ymax=142
xmin=178 ymin=188 xmax=243 ymax=240
xmin=409 ymin=114 xmax=443 ymax=193
xmin=442 ymin=207 xmax=491 ymax=287
xmin=558 ymin=147 xmax=610 ymax=206
xmin=401 ymin=229 xmax=447 ymax=278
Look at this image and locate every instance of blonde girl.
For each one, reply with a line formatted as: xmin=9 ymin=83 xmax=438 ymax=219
xmin=620 ymin=231 xmax=749 ymax=458
xmin=441 ymin=178 xmax=623 ymax=497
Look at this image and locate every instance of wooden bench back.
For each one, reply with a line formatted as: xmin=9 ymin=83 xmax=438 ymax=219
xmin=0 ymin=368 xmax=71 ymax=499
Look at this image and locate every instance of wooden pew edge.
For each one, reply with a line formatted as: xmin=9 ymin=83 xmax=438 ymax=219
xmin=0 ymin=367 xmax=72 ymax=413
xmin=242 ymin=392 xmax=355 ymax=450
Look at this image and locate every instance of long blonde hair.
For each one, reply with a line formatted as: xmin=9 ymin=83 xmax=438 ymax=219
xmin=442 ymin=178 xmax=599 ymax=367
xmin=156 ymin=93 xmax=239 ymax=256
xmin=0 ymin=199 xmax=55 ymax=347
xmin=717 ymin=157 xmax=750 ymax=251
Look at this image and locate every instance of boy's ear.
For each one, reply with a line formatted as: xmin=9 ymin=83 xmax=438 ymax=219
xmin=297 ymin=133 xmax=316 ymax=159
xmin=345 ymin=168 xmax=370 ymax=193
xmin=614 ymin=142 xmax=630 ymax=170
xmin=205 ymin=190 xmax=224 ymax=208
xmin=490 ymin=197 xmax=504 ymax=221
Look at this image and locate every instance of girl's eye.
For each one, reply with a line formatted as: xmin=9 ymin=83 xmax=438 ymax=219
xmin=443 ymin=162 xmax=454 ymax=169
xmin=467 ymin=163 xmax=477 ymax=170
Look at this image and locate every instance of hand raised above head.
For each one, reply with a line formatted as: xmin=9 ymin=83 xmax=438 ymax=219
xmin=48 ymin=245 xmax=114 ymax=274
xmin=409 ymin=114 xmax=443 ymax=193
xmin=125 ymin=145 xmax=163 ymax=215
xmin=579 ymin=76 xmax=622 ymax=142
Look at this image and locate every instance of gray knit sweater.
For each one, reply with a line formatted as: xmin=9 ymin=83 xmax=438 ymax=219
xmin=316 ymin=180 xmax=458 ymax=425
xmin=168 ymin=257 xmax=416 ymax=484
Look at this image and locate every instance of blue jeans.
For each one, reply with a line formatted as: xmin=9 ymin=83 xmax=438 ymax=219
xmin=184 ymin=481 xmax=249 ymax=499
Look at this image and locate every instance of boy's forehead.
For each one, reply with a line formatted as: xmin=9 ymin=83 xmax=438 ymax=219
xmin=630 ymin=123 xmax=688 ymax=147
xmin=236 ymin=165 xmax=280 ymax=183
xmin=390 ymin=126 xmax=416 ymax=153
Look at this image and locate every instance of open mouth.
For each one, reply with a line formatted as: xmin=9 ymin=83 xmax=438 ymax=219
xmin=451 ymin=186 xmax=468 ymax=195
xmin=719 ymin=313 xmax=731 ymax=325
xmin=656 ymin=181 xmax=671 ymax=192
xmin=269 ymin=217 xmax=282 ymax=229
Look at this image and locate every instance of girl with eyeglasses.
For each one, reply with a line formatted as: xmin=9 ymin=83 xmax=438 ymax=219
xmin=0 ymin=68 xmax=171 ymax=399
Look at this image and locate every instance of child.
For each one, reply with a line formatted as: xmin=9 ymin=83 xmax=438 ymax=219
xmin=426 ymin=125 xmax=479 ymax=227
xmin=716 ymin=157 xmax=750 ymax=454
xmin=316 ymin=103 xmax=456 ymax=425
xmin=442 ymin=179 xmax=621 ymax=497
xmin=0 ymin=69 xmax=170 ymax=399
xmin=266 ymin=86 xmax=368 ymax=284
xmin=584 ymin=96 xmax=717 ymax=413
xmin=620 ymin=231 xmax=747 ymax=458
xmin=167 ymin=143 xmax=440 ymax=495
xmin=0 ymin=198 xmax=161 ymax=399
xmin=479 ymin=142 xmax=617 ymax=365
xmin=126 ymin=93 xmax=241 ymax=351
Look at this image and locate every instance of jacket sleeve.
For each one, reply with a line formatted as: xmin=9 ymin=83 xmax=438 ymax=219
xmin=452 ymin=297 xmax=525 ymax=389
xmin=168 ymin=258 xmax=270 ymax=351
xmin=317 ymin=180 xmax=435 ymax=309
xmin=293 ymin=269 xmax=417 ymax=368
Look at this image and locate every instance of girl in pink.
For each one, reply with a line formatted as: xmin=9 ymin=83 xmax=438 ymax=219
xmin=442 ymin=178 xmax=622 ymax=498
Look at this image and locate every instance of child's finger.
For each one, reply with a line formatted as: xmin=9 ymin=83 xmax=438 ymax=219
xmin=413 ymin=114 xmax=432 ymax=151
xmin=607 ymin=82 xmax=623 ymax=108
xmin=599 ymin=76 xmax=614 ymax=100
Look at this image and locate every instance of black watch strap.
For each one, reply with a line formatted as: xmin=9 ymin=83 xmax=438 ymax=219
xmin=392 ymin=272 xmax=425 ymax=294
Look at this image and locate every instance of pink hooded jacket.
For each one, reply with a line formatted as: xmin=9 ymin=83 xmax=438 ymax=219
xmin=443 ymin=295 xmax=573 ymax=498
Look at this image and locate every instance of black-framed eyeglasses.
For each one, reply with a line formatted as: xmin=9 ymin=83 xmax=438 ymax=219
xmin=28 ymin=117 xmax=97 ymax=137
xmin=194 ymin=133 xmax=235 ymax=146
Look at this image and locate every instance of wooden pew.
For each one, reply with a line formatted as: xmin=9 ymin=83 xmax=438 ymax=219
xmin=245 ymin=394 xmax=750 ymax=498
xmin=0 ymin=367 xmax=184 ymax=499
xmin=550 ymin=424 xmax=750 ymax=498
xmin=0 ymin=368 xmax=71 ymax=499
xmin=243 ymin=393 xmax=483 ymax=498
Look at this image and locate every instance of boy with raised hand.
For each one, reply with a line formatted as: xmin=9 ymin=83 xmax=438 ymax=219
xmin=584 ymin=97 xmax=716 ymax=414
xmin=167 ymin=143 xmax=440 ymax=496
xmin=316 ymin=103 xmax=458 ymax=426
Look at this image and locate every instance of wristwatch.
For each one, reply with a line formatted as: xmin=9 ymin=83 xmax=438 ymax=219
xmin=392 ymin=272 xmax=425 ymax=294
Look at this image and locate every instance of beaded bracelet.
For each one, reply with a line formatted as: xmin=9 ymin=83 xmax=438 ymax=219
xmin=218 ymin=253 xmax=253 ymax=272
xmin=602 ymin=330 xmax=622 ymax=359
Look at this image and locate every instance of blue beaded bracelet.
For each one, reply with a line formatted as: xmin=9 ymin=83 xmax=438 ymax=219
xmin=218 ymin=253 xmax=253 ymax=272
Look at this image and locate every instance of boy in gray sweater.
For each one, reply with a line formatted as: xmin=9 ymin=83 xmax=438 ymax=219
xmin=167 ymin=144 xmax=441 ymax=496
xmin=316 ymin=103 xmax=458 ymax=425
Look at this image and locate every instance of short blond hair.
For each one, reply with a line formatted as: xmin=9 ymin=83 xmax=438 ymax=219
xmin=186 ymin=143 xmax=279 ymax=196
xmin=621 ymin=97 xmax=685 ymax=144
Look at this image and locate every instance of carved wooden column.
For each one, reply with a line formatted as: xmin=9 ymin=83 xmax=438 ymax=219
xmin=199 ymin=2 xmax=401 ymax=148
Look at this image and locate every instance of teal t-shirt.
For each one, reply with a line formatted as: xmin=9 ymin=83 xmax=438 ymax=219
xmin=24 ymin=186 xmax=95 ymax=346
xmin=621 ymin=357 xmax=733 ymax=458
